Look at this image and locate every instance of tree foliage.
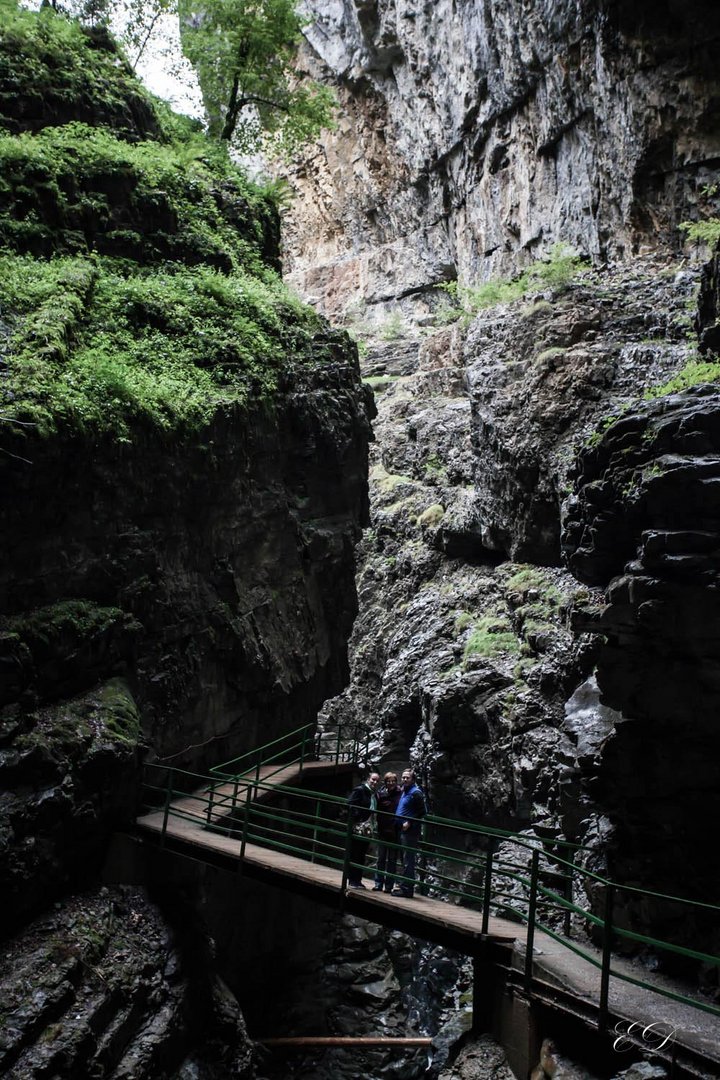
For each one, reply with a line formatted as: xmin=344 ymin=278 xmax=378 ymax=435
xmin=178 ymin=0 xmax=335 ymax=155
xmin=35 ymin=0 xmax=335 ymax=155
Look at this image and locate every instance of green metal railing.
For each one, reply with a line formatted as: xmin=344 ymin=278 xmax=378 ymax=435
xmin=140 ymin=763 xmax=720 ymax=1036
xmin=208 ymin=721 xmax=370 ymax=784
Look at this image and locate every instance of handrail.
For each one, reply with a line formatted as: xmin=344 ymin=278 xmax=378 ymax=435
xmin=138 ymin=764 xmax=720 ymax=1033
xmin=206 ymin=721 xmax=370 ymax=783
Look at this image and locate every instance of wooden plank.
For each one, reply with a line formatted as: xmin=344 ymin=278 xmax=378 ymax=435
xmin=135 ymin=809 xmax=518 ymax=945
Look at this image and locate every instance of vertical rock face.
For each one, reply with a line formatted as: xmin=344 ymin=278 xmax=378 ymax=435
xmin=1 ymin=357 xmax=371 ymax=766
xmin=285 ymin=0 xmax=720 ymax=317
xmin=0 ymin=10 xmax=373 ymax=1072
xmin=563 ymin=386 xmax=720 ymax=946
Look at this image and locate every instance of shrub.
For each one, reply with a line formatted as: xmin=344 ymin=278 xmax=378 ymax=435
xmin=679 ymin=218 xmax=720 ymax=247
xmin=437 ymin=243 xmax=583 ymax=322
xmin=644 ymin=357 xmax=720 ymax=399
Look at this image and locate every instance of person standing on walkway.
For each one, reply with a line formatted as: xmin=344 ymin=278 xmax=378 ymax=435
xmin=392 ymin=768 xmax=426 ymax=898
xmin=373 ymin=772 xmax=401 ymax=892
xmin=346 ymin=771 xmax=380 ymax=889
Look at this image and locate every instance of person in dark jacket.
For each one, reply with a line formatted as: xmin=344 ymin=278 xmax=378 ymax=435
xmin=373 ymin=772 xmax=401 ymax=891
xmin=346 ymin=772 xmax=380 ymax=888
xmin=392 ymin=768 xmax=426 ymax=898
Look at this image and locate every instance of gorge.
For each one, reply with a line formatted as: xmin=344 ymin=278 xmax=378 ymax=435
xmin=1 ymin=0 xmax=720 ymax=1078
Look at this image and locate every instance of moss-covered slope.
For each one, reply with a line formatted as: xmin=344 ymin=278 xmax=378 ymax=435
xmin=0 ymin=0 xmax=333 ymax=440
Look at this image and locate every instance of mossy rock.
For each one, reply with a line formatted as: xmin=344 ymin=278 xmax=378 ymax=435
xmin=0 ymin=3 xmax=160 ymax=140
xmin=419 ymin=503 xmax=445 ymax=528
xmin=1 ymin=600 xmax=141 ymax=704
xmin=13 ymin=676 xmax=140 ymax=766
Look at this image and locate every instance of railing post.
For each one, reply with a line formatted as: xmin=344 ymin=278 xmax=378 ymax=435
xmin=340 ymin=811 xmax=353 ymax=898
xmin=564 ymin=853 xmax=574 ymax=939
xmin=335 ymin=725 xmax=342 ymax=765
xmin=205 ymin=780 xmax=215 ymax=829
xmin=240 ymin=783 xmax=252 ymax=861
xmin=300 ymin=727 xmax=307 ymax=775
xmin=311 ymin=798 xmax=321 ymax=863
xmin=161 ymin=767 xmax=174 ymax=846
xmin=524 ymin=850 xmax=540 ymax=992
xmin=482 ymin=842 xmax=495 ymax=935
xmin=598 ymin=883 xmax=615 ymax=1033
xmin=418 ymin=821 xmax=428 ymax=896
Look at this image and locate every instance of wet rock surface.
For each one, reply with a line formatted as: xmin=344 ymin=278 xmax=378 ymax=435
xmin=0 ymin=353 xmax=371 ymax=769
xmin=0 ymin=886 xmax=254 ymax=1079
xmin=285 ymin=0 xmax=720 ymax=318
xmin=321 ymin=260 xmax=698 ymax=838
xmin=563 ymin=385 xmax=720 ymax=952
xmin=0 ymin=678 xmax=139 ymax=932
xmin=465 ymin=262 xmax=697 ymax=565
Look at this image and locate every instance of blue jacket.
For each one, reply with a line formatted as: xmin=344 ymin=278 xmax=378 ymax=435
xmin=395 ymin=784 xmax=426 ymax=832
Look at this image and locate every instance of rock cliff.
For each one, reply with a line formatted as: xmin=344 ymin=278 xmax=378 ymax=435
xmin=0 ymin=5 xmax=371 ymax=1074
xmin=285 ymin=0 xmax=720 ymax=319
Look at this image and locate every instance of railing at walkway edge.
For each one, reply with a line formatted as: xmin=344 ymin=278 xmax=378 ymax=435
xmin=139 ymin=754 xmax=720 ymax=1040
xmin=209 ymin=720 xmax=370 ymax=786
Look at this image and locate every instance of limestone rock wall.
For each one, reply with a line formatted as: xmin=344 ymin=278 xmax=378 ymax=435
xmin=285 ymin=0 xmax=720 ymax=318
xmin=1 ymin=354 xmax=371 ymax=766
xmin=0 ymin=886 xmax=255 ymax=1079
xmin=563 ymin=386 xmax=720 ymax=946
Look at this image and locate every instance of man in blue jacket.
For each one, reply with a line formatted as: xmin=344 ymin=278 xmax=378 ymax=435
xmin=392 ymin=768 xmax=426 ymax=898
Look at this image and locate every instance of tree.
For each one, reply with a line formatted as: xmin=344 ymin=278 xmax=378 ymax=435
xmin=178 ymin=0 xmax=335 ymax=156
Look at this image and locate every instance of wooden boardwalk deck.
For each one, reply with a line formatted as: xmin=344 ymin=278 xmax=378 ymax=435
xmin=131 ymin=761 xmax=720 ymax=1074
xmin=136 ymin=760 xmax=518 ymax=953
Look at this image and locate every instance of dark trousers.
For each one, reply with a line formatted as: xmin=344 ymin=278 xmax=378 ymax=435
xmin=374 ymin=840 xmax=398 ymax=889
xmin=398 ymin=829 xmax=421 ymax=896
xmin=348 ymin=833 xmax=371 ymax=884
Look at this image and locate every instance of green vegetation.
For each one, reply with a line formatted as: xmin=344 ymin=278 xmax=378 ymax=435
xmin=643 ymin=357 xmax=720 ymax=399
xmin=521 ymin=299 xmax=554 ymax=319
xmin=454 ymin=611 xmax=473 ymax=632
xmin=0 ymin=120 xmax=277 ymax=267
xmin=378 ymin=310 xmax=407 ymax=341
xmin=0 ymin=0 xmax=159 ymax=139
xmin=4 ymin=599 xmax=136 ymax=645
xmin=679 ymin=218 xmax=720 ymax=247
xmin=0 ymin=2 xmax=333 ymax=442
xmin=423 ymin=453 xmax=447 ymax=483
xmin=463 ymin=614 xmax=520 ymax=661
xmin=418 ymin=503 xmax=445 ymax=528
xmin=535 ymin=346 xmax=567 ymax=366
xmin=178 ymin=0 xmax=335 ymax=155
xmin=505 ymin=566 xmax=562 ymax=607
xmin=0 ymin=253 xmax=320 ymax=437
xmin=14 ymin=677 xmax=140 ymax=759
xmin=97 ymin=677 xmax=141 ymax=746
xmin=438 ymin=244 xmax=583 ymax=323
xmin=585 ymin=404 xmax=631 ymax=448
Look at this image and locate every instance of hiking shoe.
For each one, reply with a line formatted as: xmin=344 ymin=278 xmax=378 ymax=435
xmin=348 ymin=882 xmax=367 ymax=889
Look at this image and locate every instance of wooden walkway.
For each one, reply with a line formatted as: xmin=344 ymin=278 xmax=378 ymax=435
xmin=136 ymin=760 xmax=518 ymax=954
xmin=132 ymin=761 xmax=720 ymax=1074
